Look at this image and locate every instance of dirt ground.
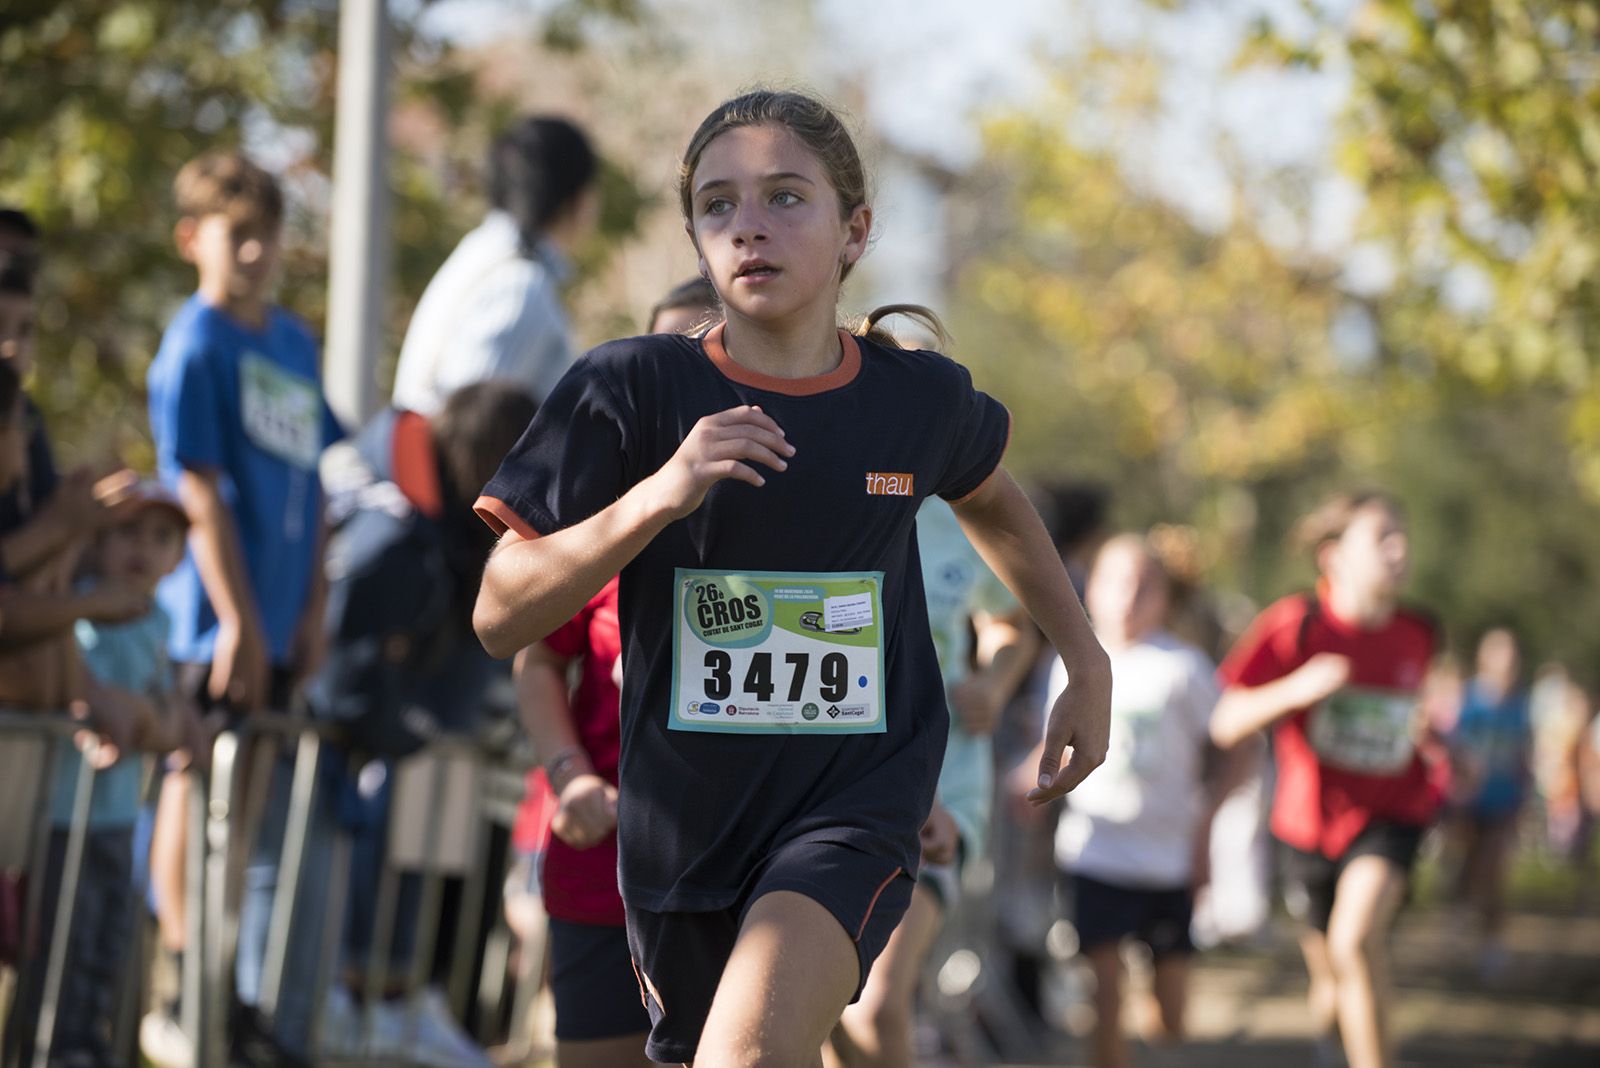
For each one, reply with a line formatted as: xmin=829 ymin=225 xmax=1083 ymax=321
xmin=981 ymin=904 xmax=1600 ymax=1067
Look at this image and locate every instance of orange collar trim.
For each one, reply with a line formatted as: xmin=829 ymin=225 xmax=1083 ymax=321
xmin=392 ymin=409 xmax=444 ymax=519
xmin=701 ymin=321 xmax=861 ymax=396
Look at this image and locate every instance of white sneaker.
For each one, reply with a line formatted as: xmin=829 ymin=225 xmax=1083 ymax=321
xmin=316 ymin=984 xmax=363 ymax=1059
xmin=365 ymin=986 xmax=492 ymax=1068
xmin=139 ymin=1009 xmax=195 ymax=1068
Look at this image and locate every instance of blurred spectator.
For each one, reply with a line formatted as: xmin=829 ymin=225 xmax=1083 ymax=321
xmin=1531 ymin=663 xmax=1581 ymax=850
xmin=310 ymin=380 xmax=537 ymax=1067
xmin=990 ymin=479 xmax=1110 ymax=1036
xmin=391 ymin=116 xmax=599 ymax=414
xmin=1039 ymin=480 xmax=1111 ymax=597
xmin=1444 ymin=628 xmax=1532 ymax=979
xmin=0 ymin=222 xmax=138 ymax=723
xmin=142 ymin=150 xmax=342 ymax=1068
xmin=1540 ymin=677 xmax=1599 ymax=898
xmin=9 ymin=482 xmax=193 ymax=1068
xmin=0 ymin=225 xmax=57 ymax=534
xmin=0 ymin=207 xmax=39 ymax=263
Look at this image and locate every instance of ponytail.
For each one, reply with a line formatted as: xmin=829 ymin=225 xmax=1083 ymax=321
xmin=853 ymin=303 xmax=950 ymax=352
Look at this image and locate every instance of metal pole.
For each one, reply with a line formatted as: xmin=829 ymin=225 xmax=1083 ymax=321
xmin=325 ymin=0 xmax=391 ymax=428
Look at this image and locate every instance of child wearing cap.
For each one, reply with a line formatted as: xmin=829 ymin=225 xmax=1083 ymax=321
xmin=14 ymin=481 xmax=195 ymax=1068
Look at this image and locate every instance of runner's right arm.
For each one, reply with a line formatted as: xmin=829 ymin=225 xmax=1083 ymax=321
xmin=178 ymin=467 xmax=268 ymax=710
xmin=474 ymin=405 xmax=793 ymax=657
xmin=1211 ymin=653 xmax=1350 ymax=750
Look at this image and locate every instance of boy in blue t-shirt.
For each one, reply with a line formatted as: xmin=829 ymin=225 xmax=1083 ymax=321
xmin=142 ymin=151 xmax=341 ymax=1067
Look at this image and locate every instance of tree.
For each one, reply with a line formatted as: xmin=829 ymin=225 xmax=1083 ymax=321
xmin=0 ymin=0 xmax=646 ymax=466
xmin=946 ymin=80 xmax=1364 ymax=597
xmin=946 ymin=57 xmax=1600 ymax=670
xmin=1248 ymin=1 xmax=1600 ymax=493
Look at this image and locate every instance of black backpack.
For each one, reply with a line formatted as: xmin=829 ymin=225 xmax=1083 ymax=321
xmin=305 ymin=498 xmax=464 ymax=758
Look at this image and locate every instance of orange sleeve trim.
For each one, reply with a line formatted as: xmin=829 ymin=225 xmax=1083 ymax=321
xmin=630 ymin=956 xmax=664 ymax=1012
xmin=855 ymin=866 xmax=905 ymax=942
xmin=473 ymin=495 xmax=542 ymax=541
xmin=701 ymin=320 xmax=863 ymax=395
xmin=947 ymin=406 xmax=1013 ymax=505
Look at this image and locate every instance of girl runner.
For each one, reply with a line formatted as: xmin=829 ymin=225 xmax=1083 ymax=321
xmin=473 ymin=89 xmax=1111 ymax=1066
xmin=1211 ymin=491 xmax=1441 ymax=1068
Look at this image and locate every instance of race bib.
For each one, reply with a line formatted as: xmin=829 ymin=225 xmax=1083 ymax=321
xmin=241 ymin=353 xmax=322 ymax=470
xmin=1114 ymin=707 xmax=1167 ymax=777
xmin=670 ymin=570 xmax=886 ymax=734
xmin=1308 ymin=687 xmax=1419 ymax=774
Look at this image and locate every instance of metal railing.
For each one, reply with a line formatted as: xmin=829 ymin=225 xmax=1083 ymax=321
xmin=0 ymin=708 xmax=540 ymax=1068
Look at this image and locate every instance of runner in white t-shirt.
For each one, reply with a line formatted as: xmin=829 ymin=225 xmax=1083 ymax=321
xmin=1030 ymin=534 xmax=1250 ymax=1068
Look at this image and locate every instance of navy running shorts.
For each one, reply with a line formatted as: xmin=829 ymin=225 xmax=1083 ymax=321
xmin=625 ymin=838 xmax=914 ymax=1065
xmin=1278 ymin=819 xmax=1424 ymax=933
xmin=1071 ymin=872 xmax=1195 ymax=960
xmin=548 ymin=918 xmax=651 ymax=1042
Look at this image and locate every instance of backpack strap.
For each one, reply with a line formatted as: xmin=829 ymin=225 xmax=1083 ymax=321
xmin=1295 ymin=590 xmax=1320 ymax=662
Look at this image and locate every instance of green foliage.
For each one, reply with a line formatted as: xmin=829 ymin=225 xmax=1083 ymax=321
xmin=0 ymin=0 xmax=646 ymax=464
xmin=950 ymin=89 xmax=1359 ymax=597
xmin=2 ymin=0 xmax=340 ymax=466
xmin=950 ymin=49 xmax=1600 ymax=669
xmin=1250 ymin=1 xmax=1600 ymax=492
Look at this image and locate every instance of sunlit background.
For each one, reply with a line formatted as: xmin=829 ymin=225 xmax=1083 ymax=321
xmin=9 ymin=0 xmax=1599 ymax=667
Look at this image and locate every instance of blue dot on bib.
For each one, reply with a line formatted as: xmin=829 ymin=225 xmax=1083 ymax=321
xmin=858 ymin=675 xmax=868 ymax=689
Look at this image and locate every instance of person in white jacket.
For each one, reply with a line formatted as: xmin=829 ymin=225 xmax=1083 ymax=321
xmin=391 ymin=116 xmax=599 ymax=414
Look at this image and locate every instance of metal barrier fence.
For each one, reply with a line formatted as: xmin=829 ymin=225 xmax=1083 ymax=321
xmin=0 ymin=710 xmax=541 ymax=1068
xmin=0 ymin=704 xmax=1049 ymax=1068
xmin=0 ymin=710 xmax=162 ymax=1068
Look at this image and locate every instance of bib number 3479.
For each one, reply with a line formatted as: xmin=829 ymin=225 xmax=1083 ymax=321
xmin=670 ymin=569 xmax=886 ymax=734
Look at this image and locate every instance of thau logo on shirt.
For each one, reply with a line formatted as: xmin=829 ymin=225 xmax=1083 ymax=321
xmin=865 ymin=472 xmax=914 ymax=496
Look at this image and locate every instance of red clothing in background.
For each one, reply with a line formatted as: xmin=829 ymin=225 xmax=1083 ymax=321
xmin=512 ymin=578 xmax=624 ymax=925
xmin=1219 ymin=587 xmax=1440 ymax=858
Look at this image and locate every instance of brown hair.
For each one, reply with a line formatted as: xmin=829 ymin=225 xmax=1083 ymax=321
xmin=647 ymin=276 xmax=720 ymax=334
xmin=173 ymin=151 xmax=284 ymax=228
xmin=1291 ymin=489 xmax=1403 ymax=566
xmin=679 ymin=89 xmax=947 ymax=346
xmin=432 ymin=381 xmax=539 ymax=506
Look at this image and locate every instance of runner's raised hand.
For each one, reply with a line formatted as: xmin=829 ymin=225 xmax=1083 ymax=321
xmin=643 ymin=405 xmax=795 ymax=520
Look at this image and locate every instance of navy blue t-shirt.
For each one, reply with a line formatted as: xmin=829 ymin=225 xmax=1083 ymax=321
xmin=478 ymin=324 xmax=1009 ymax=912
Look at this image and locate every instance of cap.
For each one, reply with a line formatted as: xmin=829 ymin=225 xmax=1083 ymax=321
xmin=124 ymin=479 xmax=190 ymax=529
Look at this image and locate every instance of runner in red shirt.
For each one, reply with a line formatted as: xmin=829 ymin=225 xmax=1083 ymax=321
xmin=1212 ymin=491 xmax=1440 ymax=1068
xmin=514 ymin=578 xmax=652 ymax=1067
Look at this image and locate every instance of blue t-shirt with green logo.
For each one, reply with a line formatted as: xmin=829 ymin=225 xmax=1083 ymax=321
xmin=147 ymin=295 xmax=342 ymax=666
